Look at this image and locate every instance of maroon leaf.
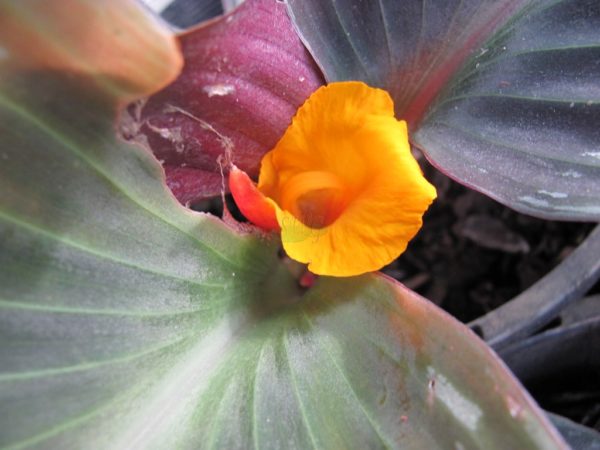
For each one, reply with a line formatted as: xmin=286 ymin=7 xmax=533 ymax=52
xmin=126 ymin=0 xmax=324 ymax=206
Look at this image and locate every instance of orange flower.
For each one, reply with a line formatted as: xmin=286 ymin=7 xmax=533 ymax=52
xmin=230 ymin=81 xmax=436 ymax=276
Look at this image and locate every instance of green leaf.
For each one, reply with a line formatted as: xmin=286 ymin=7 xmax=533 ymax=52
xmin=286 ymin=0 xmax=600 ymax=221
xmin=0 ymin=1 xmax=566 ymax=448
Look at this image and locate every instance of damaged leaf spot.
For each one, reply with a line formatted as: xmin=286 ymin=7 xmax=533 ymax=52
xmin=203 ymin=84 xmax=236 ymax=97
xmin=163 ymin=104 xmax=234 ymax=154
xmin=146 ymin=123 xmax=184 ymax=148
xmin=147 ymin=124 xmax=186 ymax=154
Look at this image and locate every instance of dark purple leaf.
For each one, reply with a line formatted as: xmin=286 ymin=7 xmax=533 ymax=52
xmin=414 ymin=0 xmax=600 ymax=221
xmin=286 ymin=0 xmax=526 ymax=126
xmin=287 ymin=0 xmax=600 ymax=221
xmin=128 ymin=0 xmax=324 ymax=206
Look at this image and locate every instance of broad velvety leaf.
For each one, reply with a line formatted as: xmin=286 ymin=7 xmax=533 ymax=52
xmin=287 ymin=0 xmax=600 ymax=221
xmin=126 ymin=0 xmax=324 ymax=206
xmin=286 ymin=0 xmax=527 ymax=126
xmin=0 ymin=1 xmax=566 ymax=448
xmin=414 ymin=0 xmax=600 ymax=221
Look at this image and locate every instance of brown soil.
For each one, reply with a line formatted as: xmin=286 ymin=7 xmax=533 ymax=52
xmin=387 ymin=160 xmax=596 ymax=323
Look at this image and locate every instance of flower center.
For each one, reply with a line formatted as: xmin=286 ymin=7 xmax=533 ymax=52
xmin=280 ymin=171 xmax=348 ymax=228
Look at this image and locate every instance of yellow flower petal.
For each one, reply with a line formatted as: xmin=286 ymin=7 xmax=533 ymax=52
xmin=255 ymin=81 xmax=436 ymax=276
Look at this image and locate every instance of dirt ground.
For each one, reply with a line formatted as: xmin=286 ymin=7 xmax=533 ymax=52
xmin=387 ymin=160 xmax=597 ymax=323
